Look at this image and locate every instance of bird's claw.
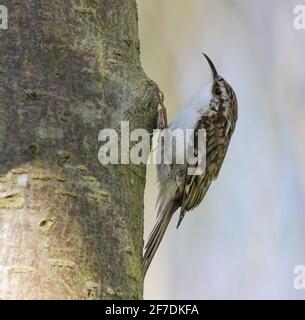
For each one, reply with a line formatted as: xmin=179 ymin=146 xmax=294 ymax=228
xmin=157 ymin=90 xmax=168 ymax=130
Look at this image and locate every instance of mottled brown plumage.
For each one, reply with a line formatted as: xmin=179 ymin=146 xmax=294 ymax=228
xmin=144 ymin=54 xmax=238 ymax=276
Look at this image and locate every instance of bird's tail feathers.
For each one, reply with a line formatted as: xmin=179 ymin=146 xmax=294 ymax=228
xmin=143 ymin=201 xmax=178 ymax=277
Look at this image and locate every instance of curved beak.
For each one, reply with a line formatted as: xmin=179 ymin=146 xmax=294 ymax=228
xmin=202 ymin=53 xmax=218 ymax=79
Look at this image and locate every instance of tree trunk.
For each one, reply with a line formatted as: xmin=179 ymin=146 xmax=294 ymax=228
xmin=0 ymin=0 xmax=158 ymax=300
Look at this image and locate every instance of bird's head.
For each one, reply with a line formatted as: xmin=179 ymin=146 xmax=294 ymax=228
xmin=203 ymin=53 xmax=238 ymax=122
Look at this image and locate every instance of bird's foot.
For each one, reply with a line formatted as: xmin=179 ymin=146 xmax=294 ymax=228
xmin=157 ymin=90 xmax=168 ymax=130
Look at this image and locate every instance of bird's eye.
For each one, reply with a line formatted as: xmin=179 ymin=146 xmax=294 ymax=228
xmin=215 ymin=88 xmax=222 ymax=96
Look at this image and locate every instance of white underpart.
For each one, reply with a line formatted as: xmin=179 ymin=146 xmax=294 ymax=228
xmin=167 ymin=78 xmax=213 ymax=161
xmin=169 ymin=78 xmax=213 ymax=130
xmin=156 ymin=79 xmax=213 ymax=211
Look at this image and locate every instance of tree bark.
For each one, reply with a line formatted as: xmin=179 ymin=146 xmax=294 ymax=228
xmin=0 ymin=0 xmax=158 ymax=299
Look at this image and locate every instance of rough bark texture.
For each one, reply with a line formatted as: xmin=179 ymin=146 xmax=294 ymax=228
xmin=0 ymin=0 xmax=158 ymax=299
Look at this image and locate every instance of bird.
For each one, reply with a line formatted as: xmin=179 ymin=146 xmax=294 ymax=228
xmin=143 ymin=53 xmax=238 ymax=277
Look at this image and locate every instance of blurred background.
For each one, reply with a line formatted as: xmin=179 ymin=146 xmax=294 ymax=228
xmin=138 ymin=0 xmax=305 ymax=299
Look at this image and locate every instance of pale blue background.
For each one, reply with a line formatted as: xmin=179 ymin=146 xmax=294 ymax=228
xmin=139 ymin=0 xmax=305 ymax=299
